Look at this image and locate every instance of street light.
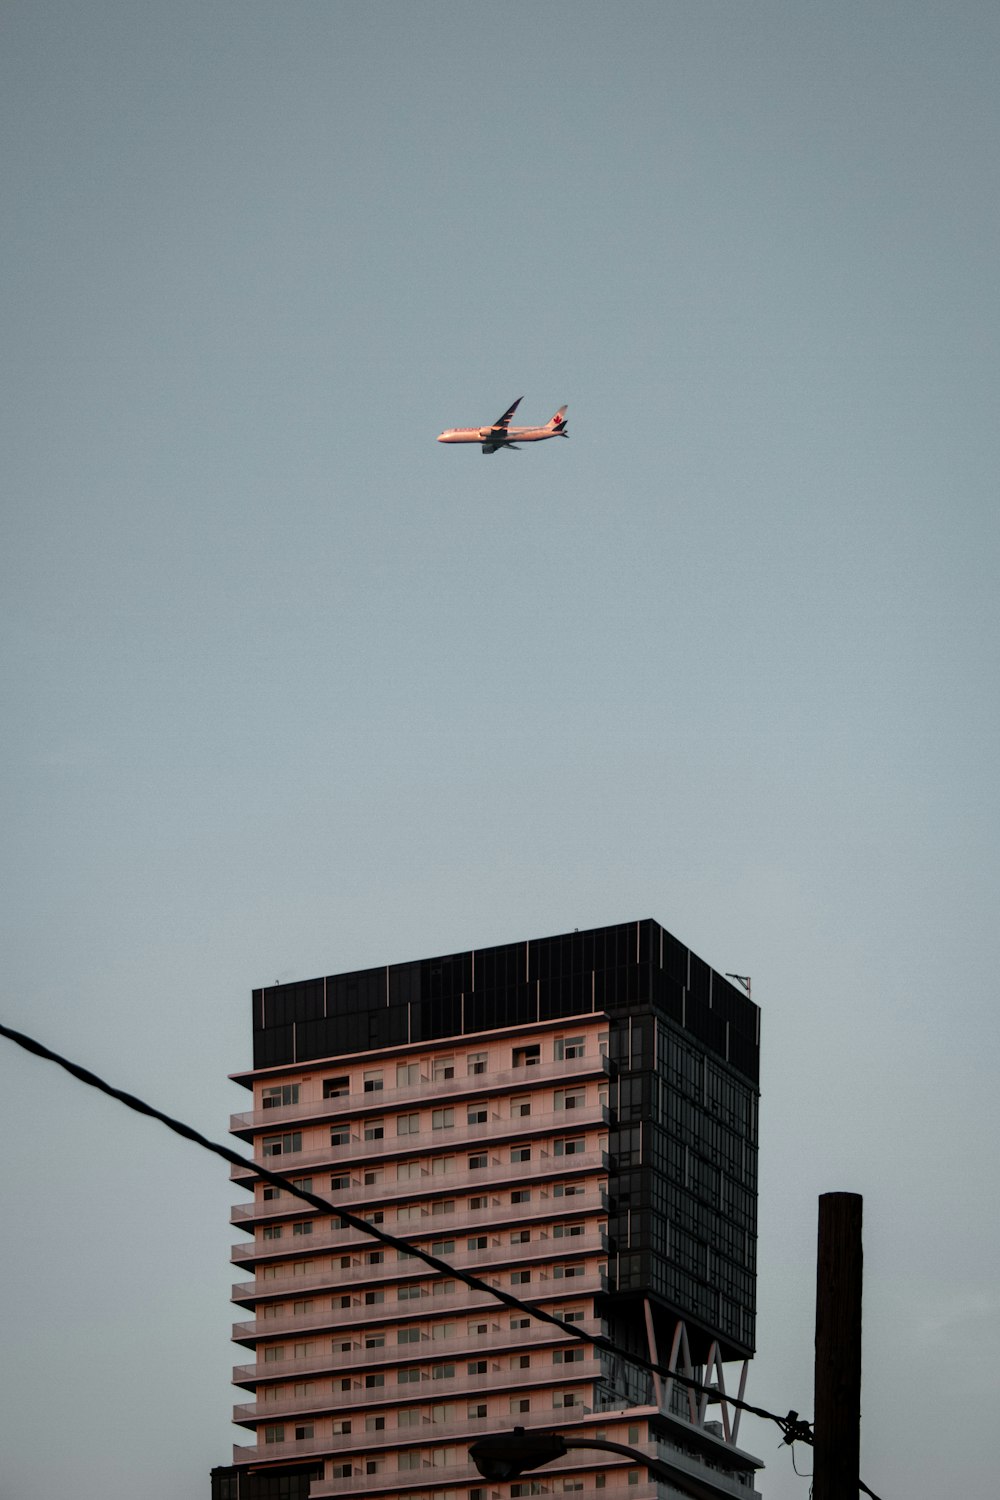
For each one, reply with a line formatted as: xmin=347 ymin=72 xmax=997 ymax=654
xmin=468 ymin=1427 xmax=735 ymax=1500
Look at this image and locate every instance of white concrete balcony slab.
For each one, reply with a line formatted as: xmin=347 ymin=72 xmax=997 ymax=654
xmin=231 ymin=1227 xmax=608 ymax=1303
xmin=230 ymin=1055 xmax=610 ymax=1136
xmin=231 ymin=1183 xmax=608 ymax=1259
xmin=235 ymin=1350 xmax=605 ymax=1416
xmin=231 ymin=1316 xmax=605 ymax=1385
xmin=229 ymin=1108 xmax=609 ymax=1185
xmin=231 ymin=1271 xmax=609 ymax=1345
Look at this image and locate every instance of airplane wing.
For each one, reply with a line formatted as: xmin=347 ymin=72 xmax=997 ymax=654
xmin=490 ymin=397 xmax=522 ymax=433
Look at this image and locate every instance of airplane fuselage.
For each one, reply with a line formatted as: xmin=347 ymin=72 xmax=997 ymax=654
xmin=436 ymin=426 xmax=564 ymax=445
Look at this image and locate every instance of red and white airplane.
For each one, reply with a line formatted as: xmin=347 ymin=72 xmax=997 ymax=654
xmin=437 ymin=397 xmax=568 ymax=454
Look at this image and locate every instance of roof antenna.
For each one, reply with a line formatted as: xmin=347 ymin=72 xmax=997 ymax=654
xmin=725 ymin=973 xmax=751 ymax=999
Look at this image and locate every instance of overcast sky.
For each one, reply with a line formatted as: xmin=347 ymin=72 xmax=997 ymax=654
xmin=2 ymin=4 xmax=998 ymax=1499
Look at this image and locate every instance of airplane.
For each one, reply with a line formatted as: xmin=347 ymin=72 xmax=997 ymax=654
xmin=437 ymin=397 xmax=568 ymax=454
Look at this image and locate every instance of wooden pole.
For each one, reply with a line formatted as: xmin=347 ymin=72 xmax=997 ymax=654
xmin=813 ymin=1192 xmax=863 ymax=1500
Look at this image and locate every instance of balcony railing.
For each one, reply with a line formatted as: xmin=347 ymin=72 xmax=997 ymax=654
xmin=230 ymin=1055 xmax=610 ymax=1136
xmin=231 ymin=1227 xmax=608 ymax=1302
xmin=231 ymin=1183 xmax=608 ymax=1258
xmin=229 ymin=1108 xmax=609 ymax=1184
xmin=231 ymin=1315 xmax=604 ymax=1386
xmin=231 ymin=1270 xmax=609 ymax=1345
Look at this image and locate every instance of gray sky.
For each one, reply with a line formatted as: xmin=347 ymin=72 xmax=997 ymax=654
xmin=2 ymin=4 xmax=998 ymax=1497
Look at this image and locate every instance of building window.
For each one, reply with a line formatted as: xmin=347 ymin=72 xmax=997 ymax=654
xmin=330 ymin=1173 xmax=350 ymax=1191
xmin=553 ymin=1222 xmax=584 ymax=1239
xmin=398 ymin=1367 xmax=421 ymax=1383
xmin=431 ymin=1155 xmax=454 ymax=1176
xmin=511 ymin=1270 xmax=531 ymax=1285
xmin=332 ymin=1419 xmax=352 ymax=1435
xmin=432 ymin=1108 xmax=455 ymax=1130
xmin=469 ymin=1403 xmax=488 ymax=1419
xmin=468 ymin=1153 xmax=487 ymax=1170
xmin=432 ymin=1363 xmax=455 ymax=1379
xmin=366 ymin=1459 xmax=385 ymax=1475
xmin=397 ymin=1161 xmax=421 ymax=1181
xmin=397 ymin=1113 xmax=420 ymax=1136
xmin=511 ymin=1229 xmax=530 ymax=1244
xmin=511 ymin=1145 xmax=531 ymax=1163
xmin=331 ymin=1464 xmax=353 ymax=1479
xmin=432 ymin=1199 xmax=455 ymax=1216
xmin=398 ymin=1326 xmax=421 ymax=1344
xmin=367 ymin=1249 xmax=384 ymax=1265
xmin=511 ymin=1188 xmax=531 ymax=1204
xmin=510 ymin=1397 xmax=531 ymax=1414
xmin=262 ymin=1185 xmax=281 ymax=1201
xmin=397 ymin=1063 xmax=420 ymax=1087
xmin=365 ymin=1290 xmax=385 ymax=1305
xmin=432 ymin=1322 xmax=457 ymax=1340
xmin=292 ymin=1300 xmax=313 ymax=1315
xmin=365 ymin=1333 xmax=386 ymax=1349
xmin=433 ymin=1057 xmax=455 ymax=1082
xmin=552 ymin=1265 xmax=583 ymax=1280
xmin=563 ymin=1308 xmax=586 ymax=1323
xmin=432 ymin=1403 xmax=456 ymax=1423
xmin=555 ymin=1089 xmax=586 ymax=1111
xmin=468 ymin=1052 xmax=488 ymax=1075
xmin=330 ymin=1126 xmax=351 ymax=1146
xmin=553 ymin=1182 xmax=584 ymax=1198
xmin=511 ymin=1095 xmax=531 ymax=1118
xmin=432 ymin=1280 xmax=455 ymax=1297
xmin=398 ymin=1407 xmax=421 ymax=1426
xmin=398 ymin=1452 xmax=421 ymax=1470
xmin=263 ymin=1345 xmax=285 ymax=1362
xmin=294 ymin=1424 xmax=314 ymax=1441
xmin=468 ymin=1360 xmax=487 ymax=1374
xmin=364 ymin=1069 xmax=383 ymax=1092
xmin=364 ymin=1119 xmax=384 ymax=1141
xmin=364 ymin=1168 xmax=384 ymax=1186
xmin=291 ymin=1176 xmax=312 ymax=1193
xmin=510 ymin=1316 xmax=531 ymax=1330
xmin=515 ymin=1354 xmax=531 ymax=1369
xmin=469 ymin=1195 xmax=489 ymax=1210
xmin=467 ymin=1106 xmax=488 ymax=1125
xmin=323 ymin=1077 xmax=349 ymax=1098
xmin=431 ymin=1239 xmax=455 ymax=1255
xmin=553 ymin=1348 xmax=584 ymax=1364
xmin=555 ymin=1037 xmax=585 ymax=1060
xmin=263 ymin=1424 xmax=285 ymax=1444
xmin=467 ymin=1235 xmax=487 ymax=1250
xmin=292 ymin=1221 xmax=312 ymax=1236
xmin=365 ymin=1373 xmax=385 ymax=1388
xmin=398 ymin=1284 xmax=423 ymax=1301
xmin=262 ymin=1225 xmax=282 ymax=1241
xmin=553 ymin=1391 xmax=579 ymax=1408
xmin=553 ymin=1137 xmax=584 ymax=1157
xmin=512 ymin=1045 xmax=540 ymax=1068
xmin=262 ymin=1084 xmax=299 ymax=1108
xmin=262 ymin=1133 xmax=301 ymax=1157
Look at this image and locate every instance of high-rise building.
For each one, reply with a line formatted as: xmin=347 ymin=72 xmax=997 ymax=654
xmin=212 ymin=919 xmax=762 ymax=1500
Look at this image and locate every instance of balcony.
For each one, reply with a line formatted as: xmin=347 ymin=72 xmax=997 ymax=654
xmin=229 ymin=1107 xmax=610 ymax=1185
xmin=231 ymin=1270 xmax=609 ymax=1346
xmin=230 ymin=1227 xmax=608 ymax=1303
xmin=231 ymin=1316 xmax=605 ymax=1387
xmin=230 ymin=1055 xmax=610 ymax=1137
xmin=234 ymin=1400 xmax=604 ymax=1471
xmin=231 ymin=1183 xmax=608 ymax=1258
xmin=231 ymin=1149 xmax=610 ymax=1216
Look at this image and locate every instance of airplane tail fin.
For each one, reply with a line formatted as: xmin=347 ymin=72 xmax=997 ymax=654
xmin=546 ymin=405 xmax=568 ymax=434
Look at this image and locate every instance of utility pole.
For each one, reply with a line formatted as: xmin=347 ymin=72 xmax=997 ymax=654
xmin=813 ymin=1192 xmax=863 ymax=1500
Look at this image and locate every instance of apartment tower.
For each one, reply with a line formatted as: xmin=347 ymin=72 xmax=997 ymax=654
xmin=212 ymin=919 xmax=762 ymax=1500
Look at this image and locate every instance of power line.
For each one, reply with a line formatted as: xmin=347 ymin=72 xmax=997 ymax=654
xmin=0 ymin=1019 xmax=882 ymax=1497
